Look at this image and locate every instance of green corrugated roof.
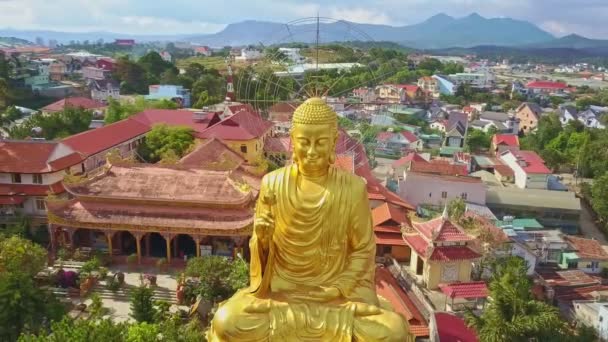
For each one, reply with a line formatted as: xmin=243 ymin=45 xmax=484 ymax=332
xmin=495 ymin=218 xmax=544 ymax=230
xmin=561 ymin=252 xmax=579 ymax=261
xmin=473 ymin=155 xmax=494 ymax=167
xmin=401 ymin=125 xmax=419 ymax=133
xmin=440 ymin=146 xmax=463 ymax=156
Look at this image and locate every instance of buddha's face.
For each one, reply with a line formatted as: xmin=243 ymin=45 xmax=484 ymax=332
xmin=291 ymin=123 xmax=336 ymax=175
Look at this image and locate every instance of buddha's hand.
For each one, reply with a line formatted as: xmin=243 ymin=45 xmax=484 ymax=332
xmin=254 ymin=212 xmax=274 ymax=246
xmin=354 ymin=303 xmax=382 ymax=317
xmin=294 ymin=286 xmax=342 ymax=303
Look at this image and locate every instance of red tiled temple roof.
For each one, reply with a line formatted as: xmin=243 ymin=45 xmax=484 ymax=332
xmin=0 ymin=141 xmax=82 ymax=173
xmin=46 ymin=199 xmax=253 ymax=233
xmin=413 ymin=216 xmax=472 ymax=242
xmin=62 ymin=119 xmax=150 ymax=157
xmin=375 ymin=232 xmax=406 ymax=246
xmin=179 ymin=138 xmax=244 ymax=170
xmin=0 ymin=182 xmax=64 ymax=196
xmin=375 ymin=267 xmax=428 ymax=338
xmin=335 ymin=155 xmax=355 ymax=173
xmin=433 ymin=312 xmax=479 ymax=342
xmin=41 ymin=97 xmax=106 ymax=113
xmin=430 ymin=246 xmax=481 ymax=262
xmin=198 ymin=109 xmax=273 ymax=141
xmin=130 ymin=109 xmax=220 ymax=133
xmin=439 ymin=281 xmax=489 ymax=299
xmin=64 ymin=164 xmax=258 ymax=207
xmin=264 ymin=137 xmax=291 ymax=153
xmin=0 ymin=196 xmax=26 ymax=205
xmin=403 ymin=235 xmax=429 ymax=256
xmin=372 ymin=202 xmax=409 ymax=227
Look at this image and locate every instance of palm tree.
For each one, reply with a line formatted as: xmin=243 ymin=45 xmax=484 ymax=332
xmin=465 ymin=257 xmax=569 ymax=342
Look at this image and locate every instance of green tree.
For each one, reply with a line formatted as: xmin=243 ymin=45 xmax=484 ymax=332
xmin=185 ymin=256 xmax=248 ymax=302
xmin=592 ymin=172 xmax=608 ymax=223
xmin=465 ymin=257 xmax=570 ymax=342
xmin=138 ymin=124 xmax=194 ymax=163
xmin=466 ymin=129 xmax=491 ymax=153
xmin=138 ymin=52 xmax=175 ymax=80
xmin=0 ymin=235 xmax=46 ymax=276
xmin=0 ymin=77 xmax=9 ymax=109
xmin=130 ymin=286 xmax=156 ymax=323
xmin=88 ymin=293 xmax=105 ymax=319
xmin=18 ymin=317 xmax=127 ymax=342
xmin=104 ymin=98 xmax=124 ymax=124
xmin=447 ymin=198 xmax=466 ymax=221
xmin=126 ymin=322 xmax=160 ymax=342
xmin=113 ymin=57 xmax=148 ymax=94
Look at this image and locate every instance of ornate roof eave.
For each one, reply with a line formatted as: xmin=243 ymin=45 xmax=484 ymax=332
xmin=47 ymin=211 xmax=253 ymax=237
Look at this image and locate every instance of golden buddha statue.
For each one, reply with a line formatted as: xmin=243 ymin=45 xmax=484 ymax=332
xmin=207 ymin=98 xmax=413 ymax=341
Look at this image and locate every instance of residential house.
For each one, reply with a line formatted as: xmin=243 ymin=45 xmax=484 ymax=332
xmin=352 ymin=87 xmax=377 ymax=103
xmin=577 ymin=108 xmax=606 ymax=129
xmin=375 ymin=130 xmax=423 ymax=156
xmin=277 ymin=48 xmax=304 ymax=63
xmin=430 ymin=119 xmax=447 ymax=132
xmin=511 ymin=229 xmax=569 ymax=264
xmin=402 ymin=210 xmax=481 ymax=289
xmin=432 ymin=75 xmax=456 ymax=96
xmin=235 ymin=48 xmax=263 ymax=61
xmin=371 ymin=114 xmax=398 ymax=127
xmin=145 ymin=85 xmax=191 ymax=108
xmin=463 ymin=106 xmax=478 ymax=121
xmin=491 ymin=134 xmax=519 ymax=156
xmin=390 ymin=152 xmax=429 ymax=181
xmin=387 ymin=105 xmax=426 ymax=119
xmin=572 ymin=301 xmax=608 ymax=341
xmin=267 ymin=102 xmax=297 ymax=135
xmin=0 ymin=141 xmax=84 ymax=228
xmin=160 ymin=51 xmax=172 ymax=63
xmin=82 ymin=66 xmax=108 ymax=81
xmin=499 ymin=150 xmax=551 ymax=189
xmin=558 ymin=105 xmax=579 ymax=125
xmin=418 ymin=76 xmax=440 ymax=98
xmin=398 ymin=171 xmax=485 ymax=208
xmin=486 ymin=186 xmax=581 ymax=233
xmin=560 ymin=236 xmax=608 ymax=274
xmin=449 ymin=72 xmax=495 ymax=89
xmin=96 ymin=58 xmax=115 ymax=71
xmin=515 ymin=102 xmax=543 ymax=133
xmin=194 ymin=46 xmax=212 ymax=57
xmin=427 ymin=106 xmax=447 ymax=122
xmin=89 ymin=79 xmax=120 ymax=102
xmin=440 ymin=111 xmax=468 ymax=156
xmin=48 ymin=60 xmax=67 ymax=81
xmin=526 ymin=80 xmax=568 ymax=95
xmin=41 ymin=97 xmax=106 ymax=116
xmin=472 ymin=111 xmax=519 ymax=134
xmin=375 ymin=84 xmax=404 ymax=103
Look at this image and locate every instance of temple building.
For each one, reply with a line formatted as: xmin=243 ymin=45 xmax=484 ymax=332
xmin=402 ymin=210 xmax=481 ymax=289
xmin=373 ymin=202 xmax=411 ymax=263
xmin=46 ymin=141 xmax=261 ymax=264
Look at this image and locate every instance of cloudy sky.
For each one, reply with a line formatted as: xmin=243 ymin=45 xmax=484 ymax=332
xmin=1 ymin=0 xmax=607 ymax=38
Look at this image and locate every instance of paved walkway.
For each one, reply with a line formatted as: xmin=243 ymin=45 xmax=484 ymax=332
xmin=83 ymin=265 xmax=189 ymax=322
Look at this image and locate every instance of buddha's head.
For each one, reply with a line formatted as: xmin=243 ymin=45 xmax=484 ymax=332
xmin=290 ymin=97 xmax=338 ymax=176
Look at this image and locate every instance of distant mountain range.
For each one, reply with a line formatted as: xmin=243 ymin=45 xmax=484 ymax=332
xmin=186 ymin=13 xmax=555 ymax=49
xmin=1 ymin=13 xmax=608 ymax=52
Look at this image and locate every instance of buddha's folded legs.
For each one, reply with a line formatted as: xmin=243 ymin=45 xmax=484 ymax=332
xmin=207 ymin=291 xmax=413 ymax=342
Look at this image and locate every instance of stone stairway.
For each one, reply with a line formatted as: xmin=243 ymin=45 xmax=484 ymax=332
xmin=92 ymin=280 xmax=177 ymax=304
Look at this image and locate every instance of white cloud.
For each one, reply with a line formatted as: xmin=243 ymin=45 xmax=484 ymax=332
xmin=119 ymin=16 xmax=225 ymax=35
xmin=327 ymin=7 xmax=393 ymax=25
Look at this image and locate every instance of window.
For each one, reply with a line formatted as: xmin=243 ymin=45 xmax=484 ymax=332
xmin=11 ymin=173 xmax=21 ymax=183
xmin=35 ymin=198 xmax=46 ymax=211
xmin=461 ymin=192 xmax=468 ymax=200
xmin=240 ymin=145 xmax=247 ymax=153
xmin=33 ymin=174 xmax=43 ymax=184
xmin=441 ymin=191 xmax=447 ymax=199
